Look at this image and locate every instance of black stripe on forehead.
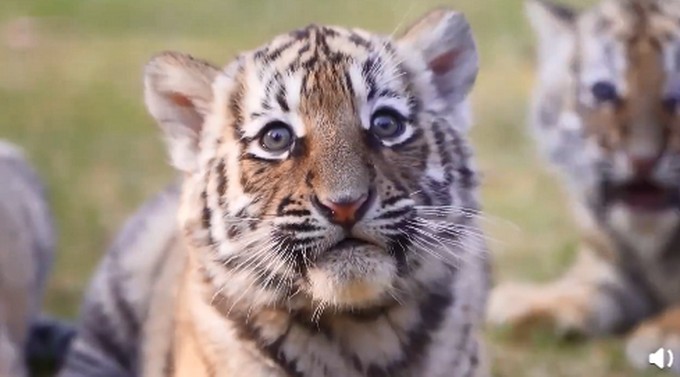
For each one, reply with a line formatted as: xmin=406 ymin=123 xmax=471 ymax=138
xmin=246 ymin=24 xmax=417 ymax=132
xmin=343 ymin=70 xmax=355 ymax=98
xmin=362 ymin=57 xmax=379 ymax=101
xmin=274 ymin=26 xmax=380 ymax=72
xmin=299 ymin=63 xmax=357 ymax=114
xmin=227 ymin=63 xmax=247 ymax=140
xmin=251 ymin=25 xmax=385 ymax=116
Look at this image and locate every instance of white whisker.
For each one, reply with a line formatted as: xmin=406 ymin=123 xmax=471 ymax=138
xmin=415 ymin=204 xmax=520 ymax=231
xmin=410 ymin=216 xmax=506 ymax=247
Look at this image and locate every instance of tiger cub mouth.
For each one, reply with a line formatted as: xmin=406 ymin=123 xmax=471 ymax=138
xmin=306 ymin=237 xmax=396 ymax=310
xmin=330 ymin=237 xmax=375 ymax=251
xmin=606 ymin=179 xmax=680 ymax=212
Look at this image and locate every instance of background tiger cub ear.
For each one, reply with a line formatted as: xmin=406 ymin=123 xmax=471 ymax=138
xmin=397 ymin=7 xmax=479 ymax=106
xmin=143 ymin=51 xmax=220 ymax=173
xmin=525 ymin=0 xmax=578 ymax=66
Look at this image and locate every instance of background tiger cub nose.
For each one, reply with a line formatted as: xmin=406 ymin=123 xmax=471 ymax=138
xmin=628 ymin=155 xmax=659 ymax=177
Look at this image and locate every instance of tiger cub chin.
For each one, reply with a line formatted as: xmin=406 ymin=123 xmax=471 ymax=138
xmin=60 ymin=7 xmax=491 ymax=377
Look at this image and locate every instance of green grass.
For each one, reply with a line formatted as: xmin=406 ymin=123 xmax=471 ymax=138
xmin=0 ymin=0 xmax=666 ymax=376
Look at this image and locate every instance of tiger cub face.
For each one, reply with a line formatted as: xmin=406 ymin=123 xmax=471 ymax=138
xmin=143 ymin=8 xmax=479 ymax=314
xmin=527 ymin=0 xmax=680 ymax=229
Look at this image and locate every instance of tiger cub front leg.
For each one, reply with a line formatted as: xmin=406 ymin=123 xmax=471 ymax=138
xmin=626 ymin=305 xmax=680 ymax=373
xmin=487 ymin=246 xmax=650 ymax=338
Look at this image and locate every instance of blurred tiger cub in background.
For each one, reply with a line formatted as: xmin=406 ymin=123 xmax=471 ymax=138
xmin=487 ymin=0 xmax=680 ymax=372
xmin=59 ymin=6 xmax=491 ymax=377
xmin=0 ymin=140 xmax=57 ymax=377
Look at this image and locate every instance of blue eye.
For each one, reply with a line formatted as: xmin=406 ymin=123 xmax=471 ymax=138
xmin=591 ymin=81 xmax=619 ymax=103
xmin=370 ymin=109 xmax=405 ymax=139
xmin=260 ymin=122 xmax=294 ymax=152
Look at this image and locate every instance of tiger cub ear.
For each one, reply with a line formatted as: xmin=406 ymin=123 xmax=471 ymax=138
xmin=524 ymin=0 xmax=578 ymax=65
xmin=144 ymin=51 xmax=220 ymax=173
xmin=525 ymin=0 xmax=577 ymax=36
xmin=397 ymin=7 xmax=478 ymax=105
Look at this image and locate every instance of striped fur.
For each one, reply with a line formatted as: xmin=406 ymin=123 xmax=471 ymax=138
xmin=59 ymin=182 xmax=183 ymax=377
xmin=60 ymin=7 xmax=491 ymax=377
xmin=0 ymin=140 xmax=56 ymax=377
xmin=487 ymin=0 xmax=680 ymax=373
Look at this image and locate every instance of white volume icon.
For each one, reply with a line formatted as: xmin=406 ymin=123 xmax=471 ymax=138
xmin=649 ymin=347 xmax=674 ymax=369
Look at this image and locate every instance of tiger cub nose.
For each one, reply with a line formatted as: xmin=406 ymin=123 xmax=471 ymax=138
xmin=312 ymin=190 xmax=373 ymax=228
xmin=630 ymin=156 xmax=658 ymax=177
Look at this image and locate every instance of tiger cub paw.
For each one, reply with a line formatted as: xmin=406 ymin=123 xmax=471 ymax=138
xmin=486 ymin=282 xmax=591 ymax=338
xmin=626 ymin=309 xmax=680 ymax=373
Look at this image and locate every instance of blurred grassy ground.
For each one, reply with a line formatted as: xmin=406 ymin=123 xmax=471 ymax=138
xmin=0 ymin=0 xmax=666 ymax=376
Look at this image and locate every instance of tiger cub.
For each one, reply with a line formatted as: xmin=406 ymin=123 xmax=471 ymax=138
xmin=0 ymin=140 xmax=56 ymax=377
xmin=59 ymin=7 xmax=490 ymax=377
xmin=487 ymin=0 xmax=680 ymax=373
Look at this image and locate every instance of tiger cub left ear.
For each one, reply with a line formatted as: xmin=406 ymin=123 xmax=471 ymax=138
xmin=398 ymin=7 xmax=478 ymax=105
xmin=144 ymin=51 xmax=220 ymax=173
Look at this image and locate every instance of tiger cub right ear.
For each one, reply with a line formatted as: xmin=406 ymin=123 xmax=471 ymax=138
xmin=144 ymin=51 xmax=220 ymax=173
xmin=525 ymin=1 xmax=577 ymax=41
xmin=525 ymin=0 xmax=578 ymax=68
xmin=397 ymin=7 xmax=478 ymax=106
xmin=525 ymin=0 xmax=577 ymax=33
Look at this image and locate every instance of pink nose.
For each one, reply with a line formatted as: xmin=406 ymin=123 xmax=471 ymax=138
xmin=319 ymin=194 xmax=369 ymax=225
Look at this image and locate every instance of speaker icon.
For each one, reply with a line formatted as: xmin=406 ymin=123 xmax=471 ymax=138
xmin=649 ymin=347 xmax=674 ymax=369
